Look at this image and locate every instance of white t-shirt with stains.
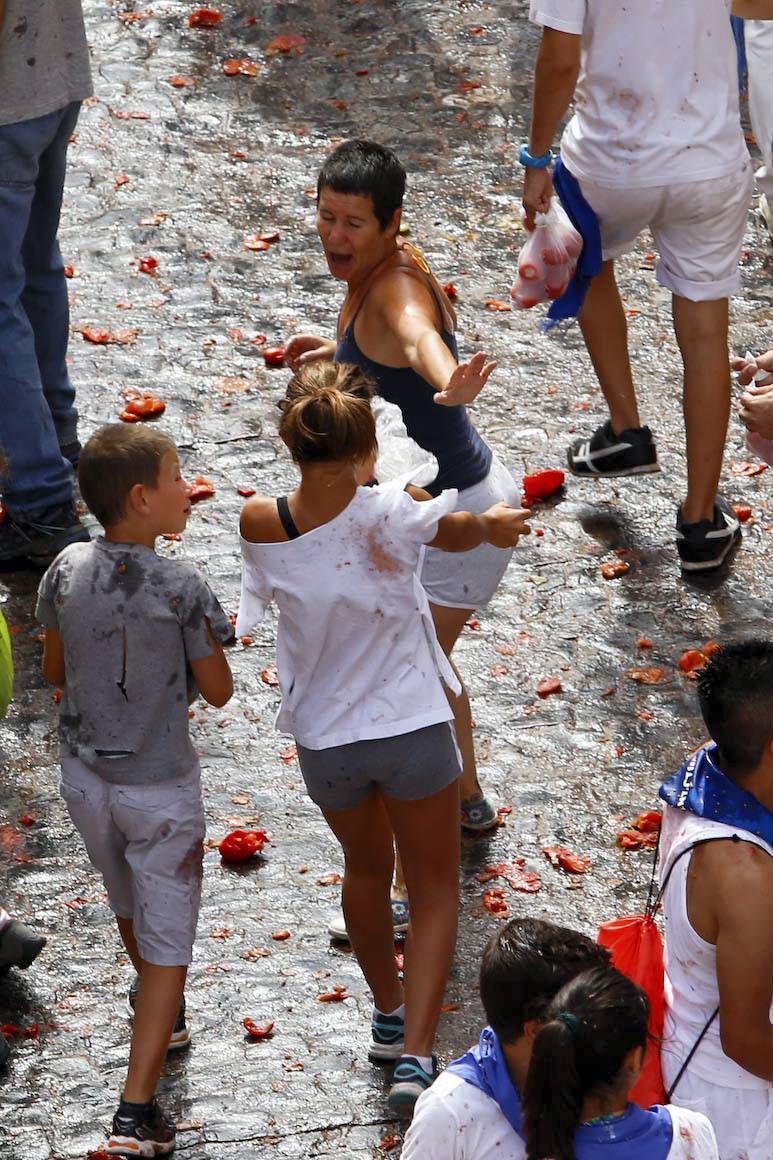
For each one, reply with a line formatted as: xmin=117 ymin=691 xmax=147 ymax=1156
xmin=236 ymin=480 xmax=459 ymax=750
xmin=529 ymin=0 xmax=748 ymax=188
xmin=403 ymin=1073 xmax=718 ymax=1160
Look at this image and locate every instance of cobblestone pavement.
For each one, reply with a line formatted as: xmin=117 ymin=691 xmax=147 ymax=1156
xmin=1 ymin=2 xmax=771 ymax=1156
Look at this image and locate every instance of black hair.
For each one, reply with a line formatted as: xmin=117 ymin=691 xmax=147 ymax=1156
xmin=479 ymin=918 xmax=611 ymax=1044
xmin=317 ymin=139 xmax=406 ymax=229
xmin=523 ymin=967 xmax=649 ymax=1160
xmin=697 ymin=639 xmax=773 ymax=779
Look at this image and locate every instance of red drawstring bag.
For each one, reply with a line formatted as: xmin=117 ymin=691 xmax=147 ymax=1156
xmin=597 ymin=913 xmax=666 ymax=1107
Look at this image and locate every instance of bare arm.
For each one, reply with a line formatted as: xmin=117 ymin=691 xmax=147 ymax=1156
xmin=732 ymin=2 xmax=773 ymax=17
xmin=189 ymin=620 xmax=234 ymax=708
xmin=407 ymin=485 xmax=531 ymax=551
xmin=713 ymin=845 xmax=773 ymax=1081
xmin=523 ymin=28 xmax=582 ymax=224
xmin=42 ymin=627 xmax=66 ymax=686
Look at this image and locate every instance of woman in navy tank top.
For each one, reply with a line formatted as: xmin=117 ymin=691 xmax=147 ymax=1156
xmin=285 ymin=141 xmax=530 ymax=924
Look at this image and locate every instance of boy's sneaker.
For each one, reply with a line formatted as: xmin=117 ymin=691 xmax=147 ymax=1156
xmin=0 ymin=920 xmax=46 ymax=972
xmin=328 ymin=895 xmax=410 ymax=942
xmin=0 ymin=502 xmax=89 ymax=568
xmin=388 ymin=1055 xmax=438 ymax=1116
xmin=368 ymin=1010 xmax=405 ymax=1063
xmin=460 ymin=793 xmax=498 ymax=833
xmin=106 ymin=1100 xmax=176 ymax=1157
xmin=127 ymin=976 xmax=190 ymax=1052
xmin=568 ymin=421 xmax=659 ymax=478
xmin=676 ymin=497 xmax=741 ymax=573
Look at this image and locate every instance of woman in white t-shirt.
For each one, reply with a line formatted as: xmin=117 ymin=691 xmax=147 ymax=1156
xmin=522 ymin=967 xmax=719 ymax=1160
xmin=236 ymin=361 xmax=530 ymax=1115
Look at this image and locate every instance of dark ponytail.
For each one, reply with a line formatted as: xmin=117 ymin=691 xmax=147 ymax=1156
xmin=277 ymin=361 xmax=377 ymax=464
xmin=523 ymin=967 xmax=649 ymax=1160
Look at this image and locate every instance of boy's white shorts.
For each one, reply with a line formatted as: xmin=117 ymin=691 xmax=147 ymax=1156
xmin=665 ymin=1063 xmax=773 ymax=1160
xmin=576 ymin=160 xmax=754 ymax=301
xmin=60 ymin=756 xmax=205 ymax=966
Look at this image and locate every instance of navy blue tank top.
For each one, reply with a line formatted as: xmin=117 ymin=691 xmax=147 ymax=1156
xmin=336 ymin=301 xmax=492 ymax=498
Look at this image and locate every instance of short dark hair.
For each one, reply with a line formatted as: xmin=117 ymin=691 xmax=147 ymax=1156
xmin=78 ymin=423 xmax=177 ymax=528
xmin=479 ymin=917 xmax=611 ymax=1044
xmin=523 ymin=967 xmax=649 ymax=1160
xmin=697 ymin=639 xmax=773 ymax=779
xmin=317 ymin=139 xmax=406 ymax=229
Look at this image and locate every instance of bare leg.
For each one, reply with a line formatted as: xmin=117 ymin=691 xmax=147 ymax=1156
xmin=116 ymin=916 xmax=143 ymax=976
xmin=430 ymin=603 xmax=479 ymax=801
xmin=123 ymin=962 xmax=187 ymax=1103
xmin=386 ymin=780 xmax=460 ymax=1057
xmin=579 ymin=260 xmax=641 ymax=433
xmin=323 ymin=791 xmax=402 ymax=1015
xmin=672 ymin=295 xmax=730 ymax=523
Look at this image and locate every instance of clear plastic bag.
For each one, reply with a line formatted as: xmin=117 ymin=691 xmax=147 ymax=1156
xmin=373 ymin=397 xmax=439 ymax=488
xmin=743 ymin=351 xmax=773 ymax=466
xmin=510 ymin=200 xmax=583 ymax=311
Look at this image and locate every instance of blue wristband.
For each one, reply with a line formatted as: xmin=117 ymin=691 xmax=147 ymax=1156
xmin=519 ymin=144 xmax=554 ymax=169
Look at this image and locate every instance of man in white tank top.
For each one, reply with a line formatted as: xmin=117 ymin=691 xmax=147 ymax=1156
xmin=658 ymin=641 xmax=773 ymax=1159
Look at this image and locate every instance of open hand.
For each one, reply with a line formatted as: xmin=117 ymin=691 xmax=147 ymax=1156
xmin=434 ymin=351 xmax=498 ymax=407
xmin=284 ymin=334 xmax=336 ymax=373
xmin=481 ymin=503 xmax=532 ymax=548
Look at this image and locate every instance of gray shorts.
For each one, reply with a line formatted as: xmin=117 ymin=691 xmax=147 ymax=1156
xmin=420 ymin=455 xmax=520 ymax=610
xmin=60 ymin=756 xmax=205 ymax=967
xmin=296 ymin=722 xmax=461 ymax=813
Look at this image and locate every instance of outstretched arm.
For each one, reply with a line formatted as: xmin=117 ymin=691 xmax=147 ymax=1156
xmin=523 ymin=28 xmax=581 ymax=225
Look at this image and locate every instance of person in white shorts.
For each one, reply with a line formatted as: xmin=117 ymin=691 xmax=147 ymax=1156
xmin=658 ymin=641 xmax=773 ymax=1159
xmin=523 ymin=1 xmax=773 ymax=574
xmin=745 ymin=19 xmax=773 ymax=237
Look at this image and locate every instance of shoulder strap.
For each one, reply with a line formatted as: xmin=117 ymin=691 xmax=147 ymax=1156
xmin=337 ymin=241 xmax=456 ymax=338
xmin=665 ymin=1006 xmax=720 ymax=1102
xmin=276 ymin=496 xmax=301 ymax=540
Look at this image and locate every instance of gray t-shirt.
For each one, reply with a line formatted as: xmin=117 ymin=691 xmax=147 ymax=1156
xmin=0 ymin=0 xmax=92 ymax=127
xmin=36 ymin=539 xmax=234 ymax=785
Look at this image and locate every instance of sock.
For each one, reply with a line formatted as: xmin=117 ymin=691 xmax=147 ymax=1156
xmin=0 ymin=909 xmax=11 ymax=933
xmin=402 ymin=1053 xmax=433 ymax=1073
xmin=117 ymin=1097 xmax=152 ymax=1121
xmin=375 ymin=1003 xmax=405 ymax=1020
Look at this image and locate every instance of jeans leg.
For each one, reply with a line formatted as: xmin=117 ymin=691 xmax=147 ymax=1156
xmin=21 ymin=102 xmax=81 ymax=449
xmin=0 ymin=108 xmax=74 ymax=518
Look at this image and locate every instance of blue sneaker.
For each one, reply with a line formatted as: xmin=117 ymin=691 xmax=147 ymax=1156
xmin=368 ymin=1009 xmax=405 ymax=1063
xmin=328 ymin=895 xmax=410 ymax=941
xmin=388 ymin=1055 xmax=438 ymax=1115
xmin=460 ymin=793 xmax=498 ymax=833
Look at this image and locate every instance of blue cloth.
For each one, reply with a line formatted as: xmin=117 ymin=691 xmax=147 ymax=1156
xmin=731 ymin=16 xmax=747 ymax=94
xmin=542 ymin=156 xmax=603 ymax=333
xmin=0 ymin=103 xmax=80 ymax=518
xmin=444 ymin=1026 xmax=523 ymax=1135
xmin=336 ymin=311 xmax=492 ymax=497
xmin=574 ymin=1103 xmax=673 ymax=1159
xmin=660 ymin=743 xmax=773 ymax=846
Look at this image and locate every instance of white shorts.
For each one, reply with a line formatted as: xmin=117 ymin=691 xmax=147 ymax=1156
xmin=60 ymin=756 xmax=205 ymax=967
xmin=665 ymin=1062 xmax=773 ymax=1160
xmin=576 ymin=162 xmax=755 ymax=301
xmin=420 ymin=456 xmax=519 ymax=610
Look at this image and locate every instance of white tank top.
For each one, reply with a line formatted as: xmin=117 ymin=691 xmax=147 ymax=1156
xmin=660 ymin=806 xmax=773 ymax=1092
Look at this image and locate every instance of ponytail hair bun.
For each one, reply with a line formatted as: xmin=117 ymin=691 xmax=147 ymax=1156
xmin=278 ymin=362 xmax=377 ymax=465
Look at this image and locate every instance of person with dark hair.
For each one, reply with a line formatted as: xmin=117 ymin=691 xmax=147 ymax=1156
xmin=285 ymin=137 xmax=525 ymax=940
xmin=36 ymin=423 xmax=234 ymax=1156
xmin=402 ymin=917 xmax=612 ymax=1158
xmin=0 ymin=0 xmax=93 ymax=566
xmin=658 ymin=639 xmax=773 ymax=1158
xmin=237 ymin=362 xmax=530 ymax=1115
xmin=522 ymin=967 xmax=718 ymax=1160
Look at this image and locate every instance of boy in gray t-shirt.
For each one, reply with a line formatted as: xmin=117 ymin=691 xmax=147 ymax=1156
xmin=36 ymin=423 xmax=234 ymax=1158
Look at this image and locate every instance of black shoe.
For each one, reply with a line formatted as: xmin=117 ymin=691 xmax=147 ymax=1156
xmin=127 ymin=975 xmax=190 ymax=1051
xmin=0 ymin=502 xmax=89 ymax=567
xmin=568 ymin=421 xmax=659 ymax=478
xmin=676 ymin=496 xmax=741 ymax=573
xmin=107 ymin=1100 xmax=176 ymax=1157
xmin=0 ymin=920 xmax=46 ymax=971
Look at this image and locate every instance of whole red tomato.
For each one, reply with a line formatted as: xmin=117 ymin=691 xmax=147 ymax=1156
xmin=219 ymin=829 xmax=267 ymax=862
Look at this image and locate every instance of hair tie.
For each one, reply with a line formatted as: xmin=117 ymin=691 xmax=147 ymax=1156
xmin=557 ymin=1012 xmax=582 ymax=1036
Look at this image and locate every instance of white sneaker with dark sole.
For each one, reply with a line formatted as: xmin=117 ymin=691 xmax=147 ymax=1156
xmin=106 ymin=1100 xmax=176 ymax=1157
xmin=368 ymin=1009 xmax=405 ymax=1062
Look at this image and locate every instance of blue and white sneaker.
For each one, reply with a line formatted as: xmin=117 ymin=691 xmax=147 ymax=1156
xmin=388 ymin=1055 xmax=438 ymax=1116
xmin=328 ymin=896 xmax=410 ymax=941
xmin=368 ymin=1009 xmax=405 ymax=1062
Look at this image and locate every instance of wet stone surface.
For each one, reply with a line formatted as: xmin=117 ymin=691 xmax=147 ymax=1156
xmin=1 ymin=1 xmax=772 ymax=1156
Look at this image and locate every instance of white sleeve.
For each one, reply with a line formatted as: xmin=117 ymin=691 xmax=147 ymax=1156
xmin=665 ymin=1106 xmax=719 ymax=1160
xmin=394 ymin=485 xmax=459 ymax=545
xmin=235 ymin=539 xmax=274 ymax=636
xmin=402 ymin=1087 xmax=465 ymax=1160
xmin=529 ymin=0 xmax=585 ymax=34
